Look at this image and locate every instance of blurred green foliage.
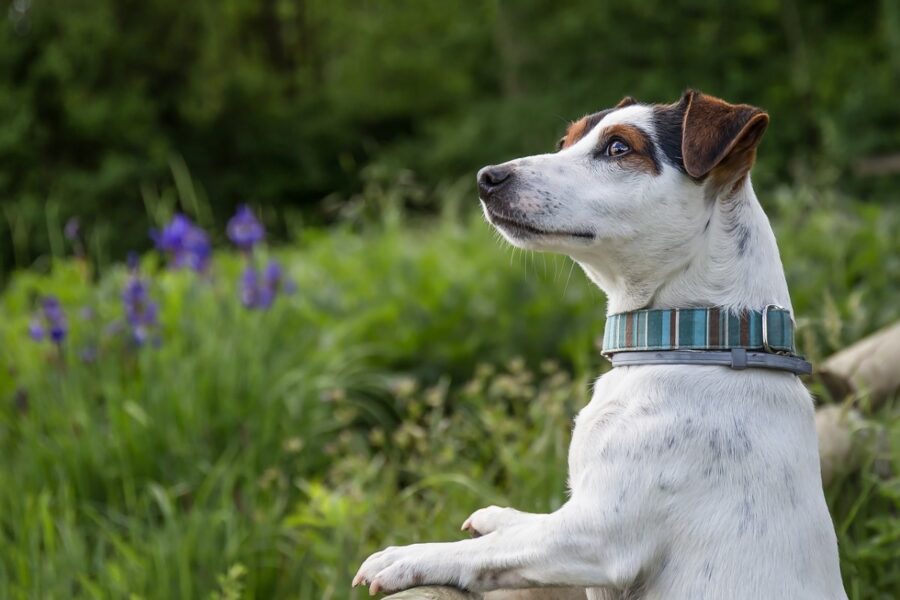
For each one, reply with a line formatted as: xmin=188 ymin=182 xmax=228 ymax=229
xmin=2 ymin=0 xmax=899 ymax=271
xmin=0 ymin=186 xmax=898 ymax=598
xmin=0 ymin=2 xmax=898 ymax=597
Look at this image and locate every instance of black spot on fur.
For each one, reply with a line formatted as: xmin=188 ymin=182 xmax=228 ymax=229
xmin=720 ymin=200 xmax=753 ymax=255
xmin=708 ymin=429 xmax=722 ymax=459
xmin=738 ymin=495 xmax=752 ymax=533
xmin=613 ymin=486 xmax=628 ymax=514
xmin=652 ymin=98 xmax=691 ymax=174
xmin=783 ymin=464 xmax=799 ymax=509
xmin=736 ymin=223 xmax=751 ymax=255
xmin=622 ymin=571 xmax=650 ymax=600
xmin=656 ymin=473 xmax=674 ymax=492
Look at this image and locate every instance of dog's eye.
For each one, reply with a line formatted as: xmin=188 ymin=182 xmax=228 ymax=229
xmin=605 ymin=139 xmax=631 ymax=157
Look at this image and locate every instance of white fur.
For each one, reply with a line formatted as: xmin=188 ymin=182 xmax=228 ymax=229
xmin=354 ymin=104 xmax=847 ymax=599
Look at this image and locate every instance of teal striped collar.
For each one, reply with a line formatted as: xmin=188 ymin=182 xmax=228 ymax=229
xmin=601 ymin=306 xmax=796 ymax=357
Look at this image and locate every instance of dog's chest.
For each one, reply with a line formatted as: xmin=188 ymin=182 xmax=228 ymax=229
xmin=567 ymin=369 xmax=663 ymax=484
xmin=568 ymin=389 xmax=626 ymax=481
xmin=566 ymin=366 xmax=793 ymax=490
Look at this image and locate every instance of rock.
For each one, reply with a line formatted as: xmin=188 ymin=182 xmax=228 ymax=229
xmin=818 ymin=321 xmax=900 ymax=406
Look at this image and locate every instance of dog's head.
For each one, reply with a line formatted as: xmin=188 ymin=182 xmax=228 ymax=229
xmin=478 ymin=90 xmax=770 ymax=305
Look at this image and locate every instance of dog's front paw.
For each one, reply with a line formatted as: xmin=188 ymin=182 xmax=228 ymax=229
xmin=461 ymin=505 xmax=522 ymax=537
xmin=352 ymin=544 xmax=452 ymax=595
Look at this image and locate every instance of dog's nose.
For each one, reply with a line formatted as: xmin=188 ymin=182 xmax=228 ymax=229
xmin=477 ymin=164 xmax=513 ymax=200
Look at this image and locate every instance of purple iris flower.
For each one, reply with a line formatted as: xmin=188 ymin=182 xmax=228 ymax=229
xmin=64 ymin=217 xmax=80 ymax=241
xmin=29 ymin=296 xmax=68 ymax=345
xmin=64 ymin=217 xmax=86 ymax=258
xmin=28 ymin=317 xmax=45 ymax=342
xmin=259 ymin=261 xmax=283 ymax=308
xmin=122 ymin=268 xmax=159 ymax=346
xmin=42 ymin=297 xmax=67 ymax=343
xmin=239 ymin=259 xmax=293 ymax=310
xmin=80 ymin=345 xmax=98 ymax=364
xmin=151 ymin=214 xmax=211 ymax=272
xmin=227 ymin=205 xmax=265 ymax=251
xmin=240 ymin=265 xmax=261 ymax=309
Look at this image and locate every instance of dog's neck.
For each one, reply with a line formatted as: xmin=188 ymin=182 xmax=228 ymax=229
xmin=578 ymin=179 xmax=793 ymax=315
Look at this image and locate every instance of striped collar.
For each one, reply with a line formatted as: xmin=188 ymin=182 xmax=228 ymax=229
xmin=601 ymin=306 xmax=811 ymax=375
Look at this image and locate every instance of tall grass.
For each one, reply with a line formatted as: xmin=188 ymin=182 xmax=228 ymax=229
xmin=0 ymin=189 xmax=897 ymax=599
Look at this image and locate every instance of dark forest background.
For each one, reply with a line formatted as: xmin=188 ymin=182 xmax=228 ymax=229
xmin=1 ymin=0 xmax=898 ymax=272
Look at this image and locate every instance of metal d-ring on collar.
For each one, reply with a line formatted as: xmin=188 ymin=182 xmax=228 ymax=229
xmin=761 ymin=303 xmax=784 ymax=354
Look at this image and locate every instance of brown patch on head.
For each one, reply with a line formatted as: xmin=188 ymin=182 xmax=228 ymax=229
xmin=557 ymin=96 xmax=640 ymax=150
xmin=598 ymin=123 xmax=661 ymax=175
xmin=559 ymin=117 xmax=590 ymax=150
xmin=680 ymin=90 xmax=768 ymax=195
xmin=559 ymin=109 xmax=610 ymax=150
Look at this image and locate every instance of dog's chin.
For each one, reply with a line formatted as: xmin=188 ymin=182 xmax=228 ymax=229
xmin=482 ymin=203 xmax=594 ymax=250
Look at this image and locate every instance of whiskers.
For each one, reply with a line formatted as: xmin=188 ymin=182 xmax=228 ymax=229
xmin=562 ymin=259 xmax=577 ymax=295
xmin=487 ymin=225 xmax=578 ymax=294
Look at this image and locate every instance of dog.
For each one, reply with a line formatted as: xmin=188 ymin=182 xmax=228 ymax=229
xmin=353 ymin=90 xmax=848 ymax=599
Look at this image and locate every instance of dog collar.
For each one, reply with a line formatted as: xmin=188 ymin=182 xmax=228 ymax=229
xmin=601 ymin=305 xmax=812 ymax=375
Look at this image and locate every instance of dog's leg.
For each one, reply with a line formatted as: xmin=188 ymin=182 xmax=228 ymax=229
xmin=354 ymin=495 xmax=653 ymax=595
xmin=461 ymin=506 xmax=540 ymax=537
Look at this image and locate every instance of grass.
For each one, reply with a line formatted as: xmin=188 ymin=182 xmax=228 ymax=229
xmin=0 ymin=188 xmax=898 ymax=599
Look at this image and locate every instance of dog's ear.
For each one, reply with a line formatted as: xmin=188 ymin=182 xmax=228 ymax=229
xmin=680 ymin=90 xmax=769 ymax=183
xmin=616 ymin=96 xmax=637 ymax=108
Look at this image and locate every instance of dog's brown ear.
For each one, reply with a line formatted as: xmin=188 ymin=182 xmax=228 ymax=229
xmin=680 ymin=90 xmax=769 ymax=182
xmin=616 ymin=96 xmax=637 ymax=108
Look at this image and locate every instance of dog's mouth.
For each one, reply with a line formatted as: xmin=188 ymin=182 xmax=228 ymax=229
xmin=485 ymin=209 xmax=594 ymax=240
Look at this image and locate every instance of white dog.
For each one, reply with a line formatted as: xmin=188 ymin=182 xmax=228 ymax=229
xmin=354 ymin=90 xmax=847 ymax=599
